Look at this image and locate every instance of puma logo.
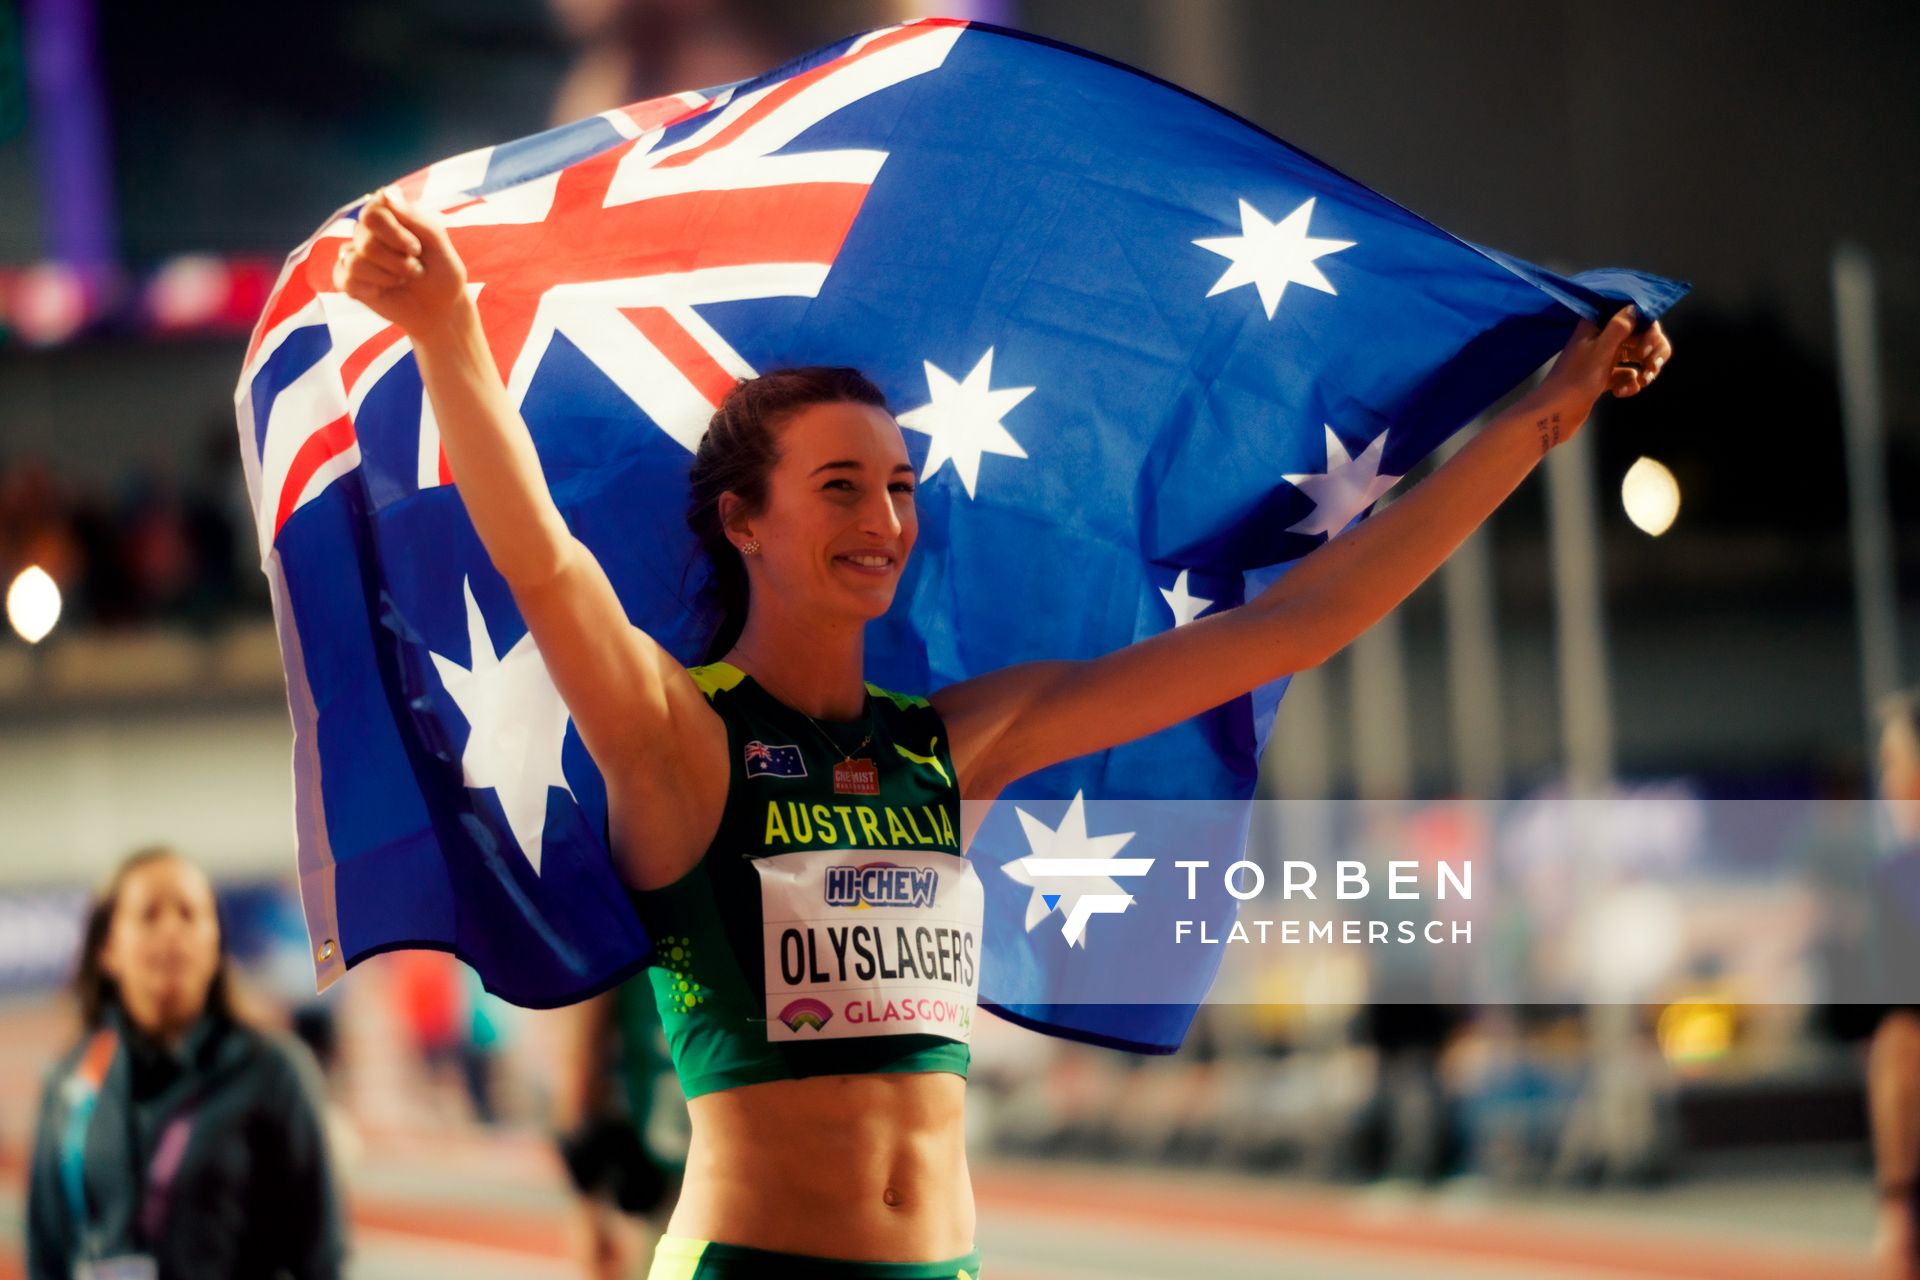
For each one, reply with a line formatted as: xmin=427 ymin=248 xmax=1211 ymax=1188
xmin=893 ymin=737 xmax=951 ymax=787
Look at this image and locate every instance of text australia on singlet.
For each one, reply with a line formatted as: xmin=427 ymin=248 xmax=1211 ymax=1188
xmin=753 ymin=798 xmax=982 ymax=1044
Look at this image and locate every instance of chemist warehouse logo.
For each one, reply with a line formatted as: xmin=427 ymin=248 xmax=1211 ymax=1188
xmin=825 ymin=861 xmax=938 ymax=909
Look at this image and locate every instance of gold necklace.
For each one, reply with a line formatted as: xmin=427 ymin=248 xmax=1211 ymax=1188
xmin=798 ymin=703 xmax=875 ymax=763
xmin=726 ymin=644 xmax=876 ymax=764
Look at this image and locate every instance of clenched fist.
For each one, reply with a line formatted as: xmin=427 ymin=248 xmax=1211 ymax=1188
xmin=331 ymin=187 xmax=470 ymax=336
xmin=1520 ymin=303 xmax=1675 ymax=452
xmin=1549 ymin=302 xmax=1672 ymax=401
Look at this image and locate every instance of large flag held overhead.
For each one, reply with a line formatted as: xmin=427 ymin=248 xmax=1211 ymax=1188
xmin=237 ymin=18 xmax=1686 ymax=1050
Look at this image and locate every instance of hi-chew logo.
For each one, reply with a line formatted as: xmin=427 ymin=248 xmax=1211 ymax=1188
xmin=826 ymin=861 xmax=939 ymax=909
xmin=744 ymin=740 xmax=806 ymax=779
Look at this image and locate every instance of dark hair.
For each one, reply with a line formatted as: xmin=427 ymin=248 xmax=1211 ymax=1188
xmin=74 ymin=845 xmax=241 ymax=1030
xmin=685 ymin=366 xmax=891 ymax=662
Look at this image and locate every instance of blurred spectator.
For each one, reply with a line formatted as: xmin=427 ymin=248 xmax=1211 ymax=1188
xmin=119 ymin=463 xmax=197 ymax=619
xmin=0 ymin=457 xmax=81 ymax=587
xmin=459 ymin=964 xmax=515 ymax=1126
xmin=0 ymin=422 xmax=254 ymax=635
xmin=388 ymin=948 xmax=466 ymax=1121
xmin=1868 ymin=689 xmax=1920 ymax=1279
xmin=546 ymin=0 xmax=880 ymax=124
xmin=551 ymin=979 xmax=686 ymax=1280
xmin=24 ymin=846 xmax=344 ymax=1280
xmin=183 ymin=423 xmax=251 ymax=622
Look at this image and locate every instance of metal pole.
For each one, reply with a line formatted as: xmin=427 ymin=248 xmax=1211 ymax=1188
xmin=1266 ymin=663 xmax=1335 ymax=801
xmin=1833 ymin=243 xmax=1904 ymax=748
xmin=1350 ymin=607 xmax=1415 ymax=799
xmin=1145 ymin=0 xmax=1241 ymax=108
xmin=1545 ymin=413 xmax=1614 ymax=794
xmin=1437 ymin=424 xmax=1508 ymax=797
xmin=1542 ymin=402 xmax=1634 ymax=1177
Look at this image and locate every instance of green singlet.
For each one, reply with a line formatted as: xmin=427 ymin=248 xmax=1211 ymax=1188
xmin=628 ymin=661 xmax=979 ymax=1100
xmin=613 ymin=975 xmax=686 ymax=1172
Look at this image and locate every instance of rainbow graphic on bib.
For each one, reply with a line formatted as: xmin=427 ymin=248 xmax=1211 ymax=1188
xmin=778 ymin=998 xmax=834 ymax=1033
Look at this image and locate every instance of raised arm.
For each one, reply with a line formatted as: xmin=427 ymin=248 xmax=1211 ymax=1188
xmin=335 ymin=189 xmax=725 ymax=887
xmin=936 ymin=306 xmax=1671 ymax=799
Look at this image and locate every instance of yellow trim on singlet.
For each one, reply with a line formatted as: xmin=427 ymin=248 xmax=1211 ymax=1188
xmin=692 ymin=663 xmax=926 ymax=714
xmin=865 ymin=681 xmax=930 ymax=710
xmin=687 ymin=662 xmax=747 ymax=701
xmin=646 ymin=1235 xmax=709 ymax=1279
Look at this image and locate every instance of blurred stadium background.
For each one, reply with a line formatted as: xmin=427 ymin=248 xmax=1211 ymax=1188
xmin=2 ymin=0 xmax=1917 ymax=1276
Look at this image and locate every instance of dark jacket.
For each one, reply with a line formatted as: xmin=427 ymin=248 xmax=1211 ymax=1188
xmin=1874 ymin=843 xmax=1920 ymax=1012
xmin=26 ymin=1006 xmax=345 ymax=1280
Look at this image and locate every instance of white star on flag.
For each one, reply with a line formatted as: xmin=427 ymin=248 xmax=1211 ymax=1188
xmin=896 ymin=348 xmax=1033 ymax=499
xmin=1001 ymin=792 xmax=1152 ymax=947
xmin=1283 ymin=424 xmax=1403 ymax=538
xmin=1194 ymin=196 xmax=1355 ymax=319
xmin=1159 ymin=569 xmax=1214 ymax=627
xmin=429 ymin=578 xmax=576 ymax=875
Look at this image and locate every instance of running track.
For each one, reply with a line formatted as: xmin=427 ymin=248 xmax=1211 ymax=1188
xmin=0 ymin=1132 xmax=1883 ymax=1279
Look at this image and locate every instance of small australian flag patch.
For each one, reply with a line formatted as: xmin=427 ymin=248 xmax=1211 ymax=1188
xmin=744 ymin=740 xmax=807 ymax=779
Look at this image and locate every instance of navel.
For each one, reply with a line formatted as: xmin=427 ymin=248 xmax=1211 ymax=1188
xmin=882 ymin=1185 xmax=905 ymax=1208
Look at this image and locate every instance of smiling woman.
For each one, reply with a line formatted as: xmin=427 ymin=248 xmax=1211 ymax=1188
xmin=333 ymin=178 xmax=1667 ymax=1278
xmin=684 ymin=366 xmax=911 ymax=667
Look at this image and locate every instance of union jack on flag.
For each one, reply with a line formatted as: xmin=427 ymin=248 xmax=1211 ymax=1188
xmin=237 ymin=18 xmax=1685 ymax=1048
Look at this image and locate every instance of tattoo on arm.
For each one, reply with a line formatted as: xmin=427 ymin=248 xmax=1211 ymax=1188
xmin=1535 ymin=410 xmax=1564 ymax=459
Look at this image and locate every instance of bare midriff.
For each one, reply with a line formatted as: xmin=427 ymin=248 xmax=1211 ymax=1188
xmin=666 ymin=1070 xmax=973 ymax=1260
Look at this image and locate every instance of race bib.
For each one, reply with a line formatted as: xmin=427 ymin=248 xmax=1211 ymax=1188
xmin=754 ymin=849 xmax=982 ymax=1044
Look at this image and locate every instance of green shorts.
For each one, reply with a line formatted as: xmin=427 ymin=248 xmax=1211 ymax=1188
xmin=648 ymin=1235 xmax=981 ymax=1279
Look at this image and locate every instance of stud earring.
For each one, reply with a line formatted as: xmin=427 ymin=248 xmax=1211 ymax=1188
xmin=741 ymin=539 xmax=761 ymax=555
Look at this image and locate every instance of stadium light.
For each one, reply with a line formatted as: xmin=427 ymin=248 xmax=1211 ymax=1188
xmin=7 ymin=565 xmax=61 ymax=643
xmin=1621 ymin=455 xmax=1680 ymax=536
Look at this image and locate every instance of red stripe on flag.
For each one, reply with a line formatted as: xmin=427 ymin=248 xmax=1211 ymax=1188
xmin=340 ymin=324 xmax=405 ymax=395
xmin=657 ymin=23 xmax=943 ymax=170
xmin=617 ymin=92 xmax=712 ymax=135
xmin=455 ymin=178 xmax=869 ymax=386
xmin=243 ymin=234 xmax=348 ymax=369
xmin=620 ymin=307 xmax=738 ymax=405
xmin=437 ymin=446 xmax=453 ymax=487
xmin=275 ymin=414 xmax=356 ymax=538
xmin=395 ymin=167 xmax=433 ymax=203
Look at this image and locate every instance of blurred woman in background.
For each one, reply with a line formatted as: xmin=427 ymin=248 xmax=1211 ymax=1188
xmin=25 ymin=846 xmax=345 ymax=1280
xmin=1871 ymin=690 xmax=1920 ymax=1280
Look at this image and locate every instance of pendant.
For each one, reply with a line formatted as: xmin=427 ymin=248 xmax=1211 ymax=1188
xmin=833 ymin=758 xmax=879 ymax=796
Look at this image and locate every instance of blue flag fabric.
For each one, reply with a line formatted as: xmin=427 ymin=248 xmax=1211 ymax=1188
xmin=235 ymin=18 xmax=1686 ymax=1050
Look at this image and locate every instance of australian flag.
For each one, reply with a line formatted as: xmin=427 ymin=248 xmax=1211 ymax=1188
xmin=743 ymin=741 xmax=807 ymax=780
xmin=236 ymin=18 xmax=1686 ymax=1050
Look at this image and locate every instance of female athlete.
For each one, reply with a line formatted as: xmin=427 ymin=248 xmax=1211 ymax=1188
xmin=336 ymin=185 xmax=1670 ymax=1279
